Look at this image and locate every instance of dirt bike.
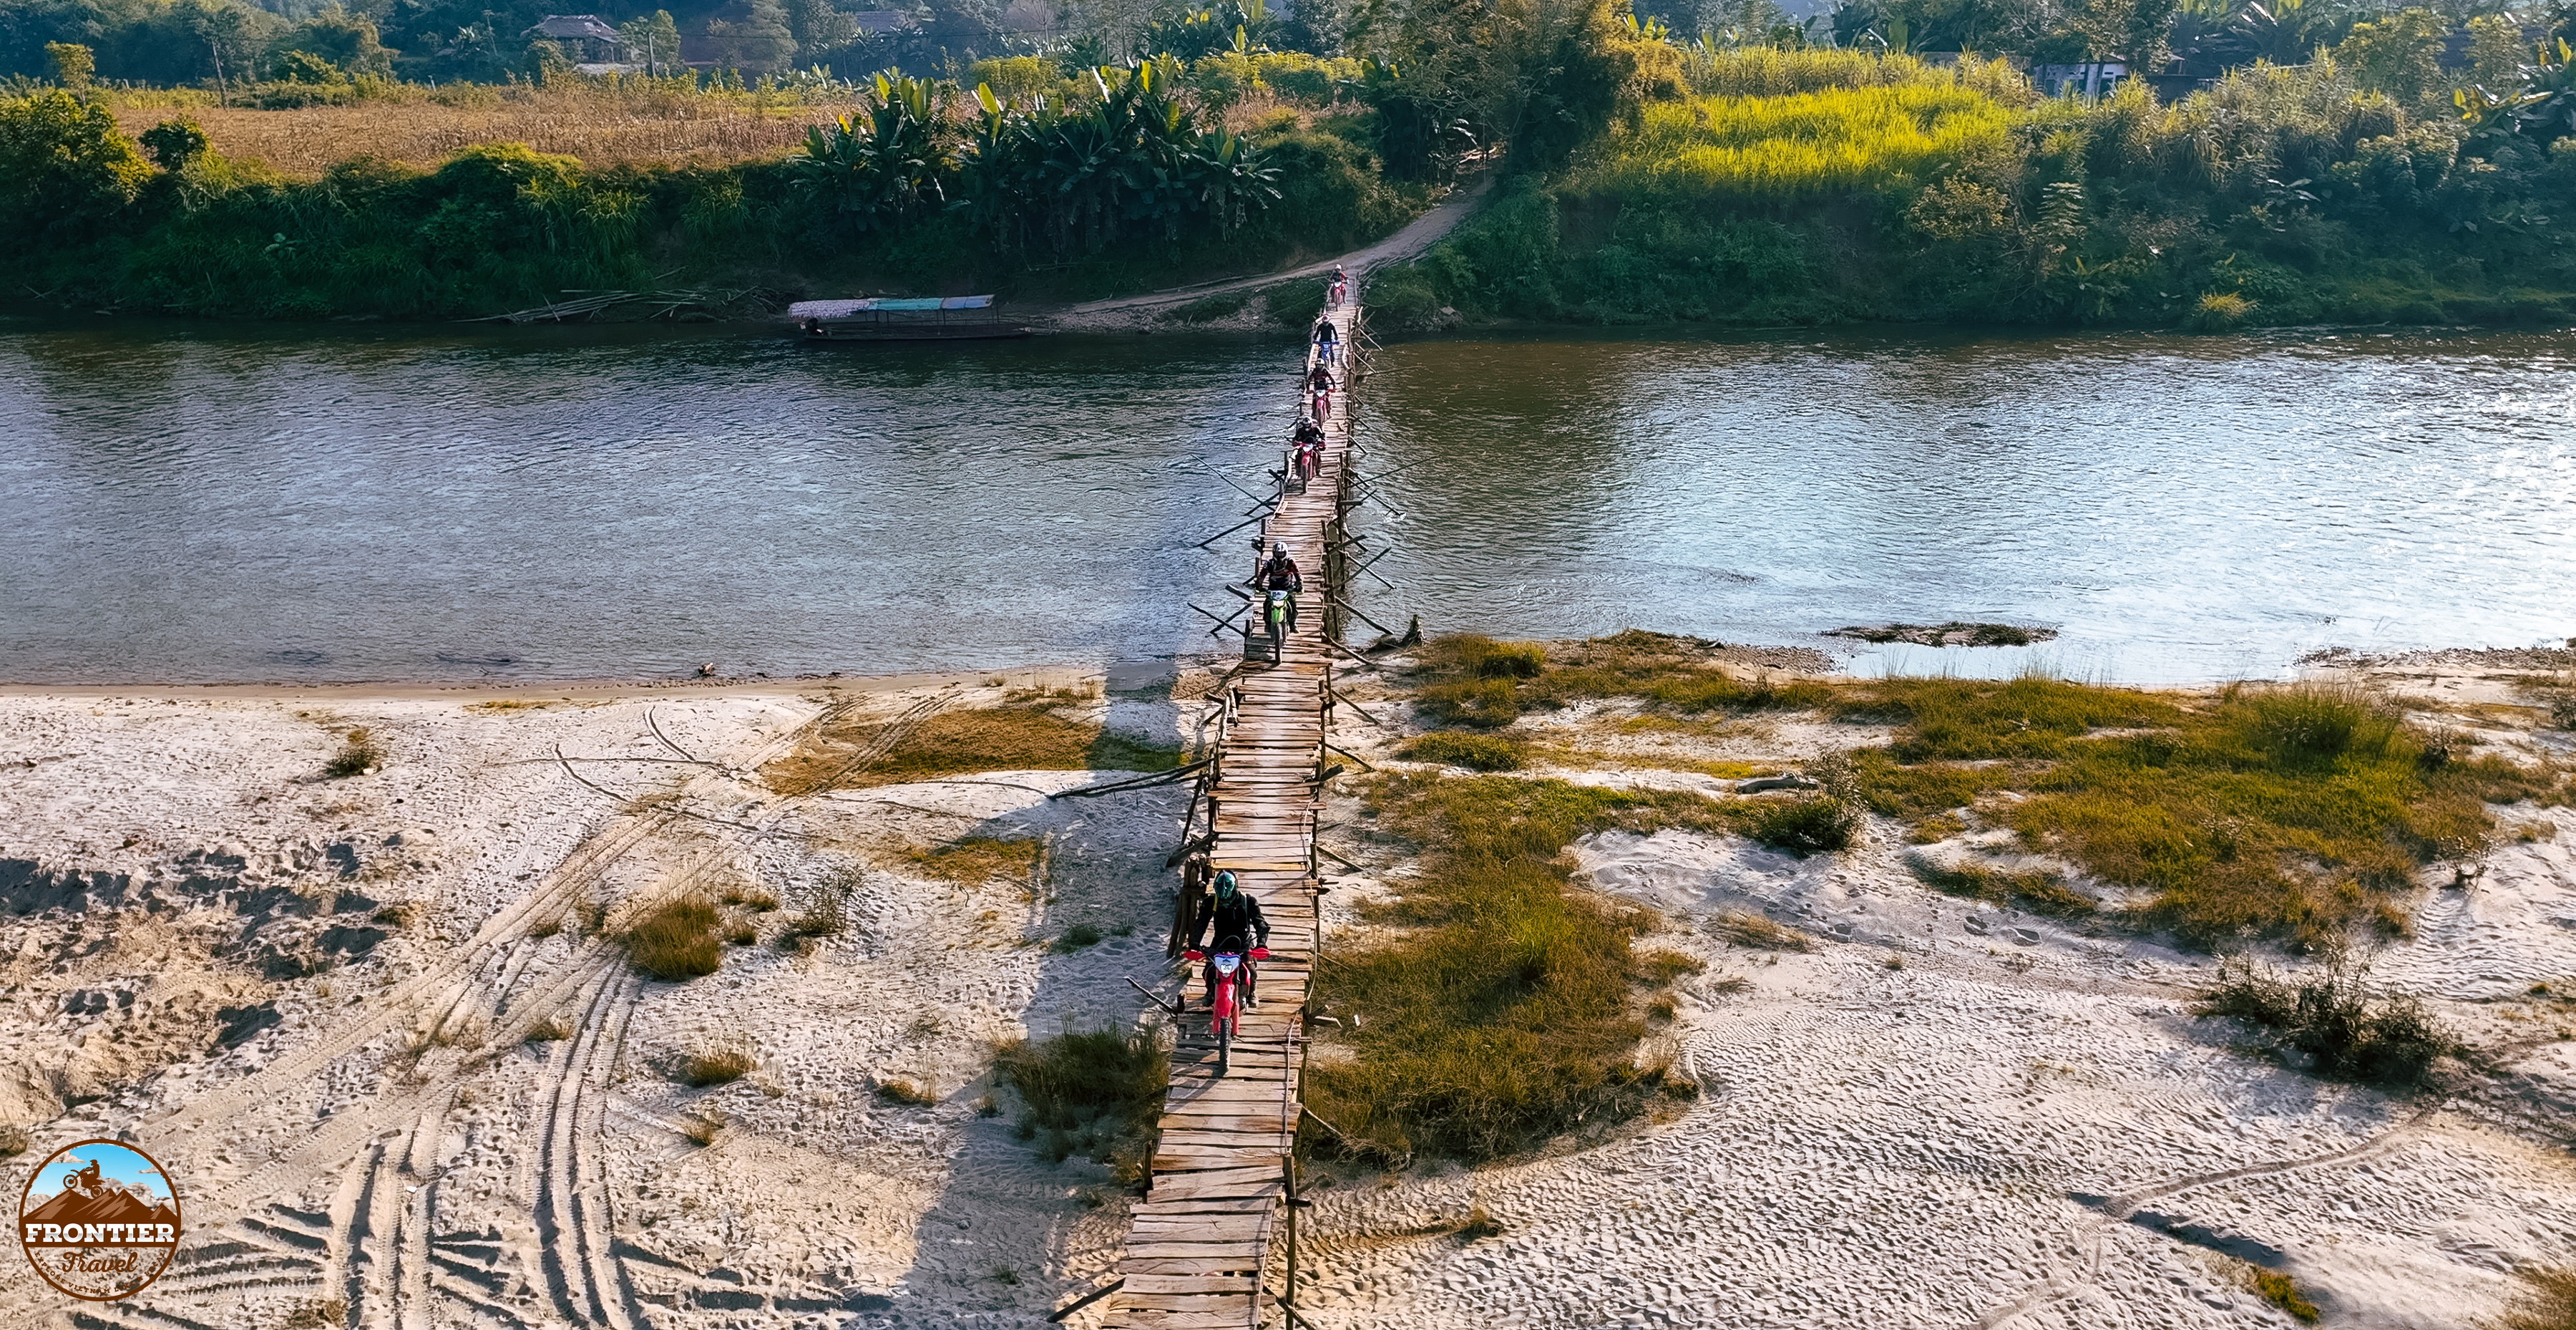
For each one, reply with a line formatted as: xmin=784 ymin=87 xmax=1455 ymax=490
xmin=1265 ymin=586 xmax=1293 ymax=652
xmin=1184 ymin=937 xmax=1268 ymax=1074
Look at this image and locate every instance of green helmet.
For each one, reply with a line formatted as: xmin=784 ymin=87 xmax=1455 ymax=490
xmin=1214 ymin=870 xmax=1239 ymax=897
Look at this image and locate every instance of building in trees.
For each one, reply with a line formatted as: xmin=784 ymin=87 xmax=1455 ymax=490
xmin=524 ymin=14 xmax=625 ymax=64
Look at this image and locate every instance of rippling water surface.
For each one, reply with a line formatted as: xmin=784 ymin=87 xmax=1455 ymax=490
xmin=2 ymin=319 xmax=2570 ymax=684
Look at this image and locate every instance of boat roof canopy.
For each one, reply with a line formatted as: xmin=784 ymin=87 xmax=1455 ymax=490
xmin=788 ymin=295 xmax=995 ymax=317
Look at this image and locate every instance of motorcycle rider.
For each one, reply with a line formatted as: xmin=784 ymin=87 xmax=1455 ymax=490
xmin=1312 ymin=315 xmax=1338 ymax=365
xmin=1291 ymin=417 xmax=1324 ymax=480
xmin=1253 ymin=541 xmax=1302 ymax=634
xmin=1188 ymin=870 xmax=1270 ymax=1008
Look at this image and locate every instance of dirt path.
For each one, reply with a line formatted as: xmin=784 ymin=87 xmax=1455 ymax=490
xmin=1044 ymin=170 xmax=1496 ymax=332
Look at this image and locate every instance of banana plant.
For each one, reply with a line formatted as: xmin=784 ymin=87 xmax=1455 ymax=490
xmin=2456 ymin=83 xmax=2532 ymax=148
xmin=954 ymin=59 xmax=1280 ymax=253
xmin=1187 ymin=127 xmax=1282 ymax=237
xmin=791 ymin=72 xmax=962 ymax=234
xmin=2514 ymin=39 xmax=2576 ymax=142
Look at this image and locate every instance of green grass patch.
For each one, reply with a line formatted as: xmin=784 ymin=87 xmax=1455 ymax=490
xmin=994 ymin=1028 xmax=1168 ymax=1184
xmin=1837 ymin=676 xmax=2182 ymax=762
xmin=1398 ymin=732 xmax=1526 ymax=771
xmin=624 ymin=895 xmax=721 ymax=981
xmin=1305 ymin=774 xmax=1722 ymax=1164
xmin=1911 ymin=860 xmax=2098 ymax=918
xmin=1563 ymin=84 xmax=2014 ymax=203
xmin=1173 ymin=290 xmax=1251 ymax=322
xmin=1855 ymin=681 xmax=2563 ymax=948
xmin=1407 ymin=631 xmax=1831 ymax=730
xmin=763 ymin=702 xmax=1181 ymax=793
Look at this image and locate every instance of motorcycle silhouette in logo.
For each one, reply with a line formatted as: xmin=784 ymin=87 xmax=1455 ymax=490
xmin=17 ymin=1140 xmax=183 ymax=1301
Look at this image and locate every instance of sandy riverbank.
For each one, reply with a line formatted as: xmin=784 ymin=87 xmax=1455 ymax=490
xmin=1 ymin=650 xmax=2570 ymax=1329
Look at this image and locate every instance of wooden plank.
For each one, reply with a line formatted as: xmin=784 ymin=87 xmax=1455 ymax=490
xmin=1118 ymin=1257 xmax=1264 ymax=1276
xmin=1108 ymin=1297 xmax=1262 ymax=1318
xmin=1155 ymin=1132 xmax=1293 ymax=1151
xmin=1148 ymin=1177 xmax=1283 ymax=1203
xmin=1128 ymin=1218 xmax=1269 ymax=1241
xmin=1121 ymin=1275 xmax=1265 ymax=1296
xmin=1129 ymin=1195 xmax=1278 ymax=1215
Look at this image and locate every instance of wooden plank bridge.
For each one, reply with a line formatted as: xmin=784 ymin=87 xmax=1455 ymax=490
xmin=1093 ymin=294 xmax=1367 ymax=1329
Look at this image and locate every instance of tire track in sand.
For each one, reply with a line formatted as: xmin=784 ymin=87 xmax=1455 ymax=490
xmin=1961 ymin=1107 xmax=2441 ymax=1329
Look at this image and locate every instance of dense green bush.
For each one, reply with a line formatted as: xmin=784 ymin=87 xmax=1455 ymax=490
xmin=2199 ymin=951 xmax=2461 ymax=1086
xmin=0 ymin=90 xmax=150 ymax=241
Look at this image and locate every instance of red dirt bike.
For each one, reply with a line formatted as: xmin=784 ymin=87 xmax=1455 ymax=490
xmin=1183 ymin=937 xmax=1269 ymax=1074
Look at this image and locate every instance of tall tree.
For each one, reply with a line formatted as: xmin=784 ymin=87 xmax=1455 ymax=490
xmin=787 ymin=0 xmax=859 ymax=64
xmin=619 ymin=9 xmax=683 ymax=74
xmin=706 ymin=0 xmax=799 ymax=72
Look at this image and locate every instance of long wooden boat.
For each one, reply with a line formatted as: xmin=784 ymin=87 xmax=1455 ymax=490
xmin=788 ymin=296 xmax=1033 ymax=341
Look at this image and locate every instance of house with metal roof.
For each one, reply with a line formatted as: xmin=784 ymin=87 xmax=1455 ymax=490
xmin=525 ymin=14 xmax=623 ymax=63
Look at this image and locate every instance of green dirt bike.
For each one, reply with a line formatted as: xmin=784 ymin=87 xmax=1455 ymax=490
xmin=1264 ymin=587 xmax=1292 ymax=654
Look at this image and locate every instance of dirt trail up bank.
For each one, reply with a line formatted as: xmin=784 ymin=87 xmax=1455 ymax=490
xmin=1043 ymin=170 xmax=1496 ymax=334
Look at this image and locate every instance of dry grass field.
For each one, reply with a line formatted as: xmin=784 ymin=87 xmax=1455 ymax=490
xmin=109 ymin=88 xmax=868 ymax=174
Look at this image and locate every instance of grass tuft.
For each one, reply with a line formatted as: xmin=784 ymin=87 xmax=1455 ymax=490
xmin=624 ymin=895 xmax=721 ymax=981
xmin=1746 ymin=794 xmax=1860 ymax=856
xmin=1055 ymin=923 xmax=1105 ymax=953
xmin=2250 ymin=1269 xmax=2320 ymax=1323
xmin=525 ymin=1015 xmax=575 ymax=1042
xmin=787 ymin=867 xmax=854 ymax=942
xmin=2199 ymin=951 xmax=2460 ymax=1087
xmin=994 ymin=1029 xmax=1169 ymax=1184
xmin=1399 ymin=732 xmax=1526 ymax=771
xmin=323 ymin=727 xmax=384 ymax=778
xmin=678 ymin=1045 xmax=756 ymax=1087
xmin=1707 ymin=911 xmax=1813 ymax=952
xmin=282 ymin=1299 xmax=349 ymax=1329
xmin=875 ymin=1077 xmax=938 ymax=1105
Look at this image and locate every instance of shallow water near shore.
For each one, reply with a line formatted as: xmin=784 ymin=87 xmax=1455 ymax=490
xmin=2 ymin=318 xmax=2570 ymax=685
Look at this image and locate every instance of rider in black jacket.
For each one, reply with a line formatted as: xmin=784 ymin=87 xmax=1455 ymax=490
xmin=1189 ymin=870 xmax=1270 ymax=1007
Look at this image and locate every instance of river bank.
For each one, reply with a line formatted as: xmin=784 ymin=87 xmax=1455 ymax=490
xmin=1 ymin=646 xmax=2570 ymax=1328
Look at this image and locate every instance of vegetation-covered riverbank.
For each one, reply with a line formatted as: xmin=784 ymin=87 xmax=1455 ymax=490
xmin=10 ymin=0 xmax=2576 ymax=325
xmin=1370 ymin=39 xmax=2576 ymax=329
xmin=0 ymin=57 xmax=1430 ymax=319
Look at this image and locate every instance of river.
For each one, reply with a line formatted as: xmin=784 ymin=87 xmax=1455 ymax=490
xmin=2 ymin=318 xmax=2569 ymax=685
